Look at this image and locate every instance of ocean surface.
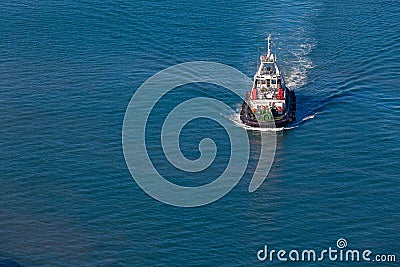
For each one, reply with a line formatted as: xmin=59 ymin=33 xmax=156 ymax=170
xmin=1 ymin=0 xmax=399 ymax=266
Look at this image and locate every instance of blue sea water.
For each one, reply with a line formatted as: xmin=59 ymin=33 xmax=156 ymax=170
xmin=1 ymin=0 xmax=399 ymax=266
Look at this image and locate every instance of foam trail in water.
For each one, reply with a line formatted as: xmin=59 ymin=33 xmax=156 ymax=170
xmin=284 ymin=113 xmax=316 ymax=130
xmin=285 ymin=30 xmax=316 ymax=90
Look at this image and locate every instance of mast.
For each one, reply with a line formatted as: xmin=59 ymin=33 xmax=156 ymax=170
xmin=266 ymin=34 xmax=272 ymax=58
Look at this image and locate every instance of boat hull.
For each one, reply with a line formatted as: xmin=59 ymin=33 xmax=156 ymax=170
xmin=240 ymin=89 xmax=296 ymax=128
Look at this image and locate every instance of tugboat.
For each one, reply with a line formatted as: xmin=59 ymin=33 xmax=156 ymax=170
xmin=240 ymin=35 xmax=296 ymax=128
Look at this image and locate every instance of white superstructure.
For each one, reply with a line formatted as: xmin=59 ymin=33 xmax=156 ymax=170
xmin=248 ymin=34 xmax=286 ymax=115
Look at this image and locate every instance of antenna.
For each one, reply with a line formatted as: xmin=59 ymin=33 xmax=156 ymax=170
xmin=264 ymin=36 xmax=268 ymax=55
